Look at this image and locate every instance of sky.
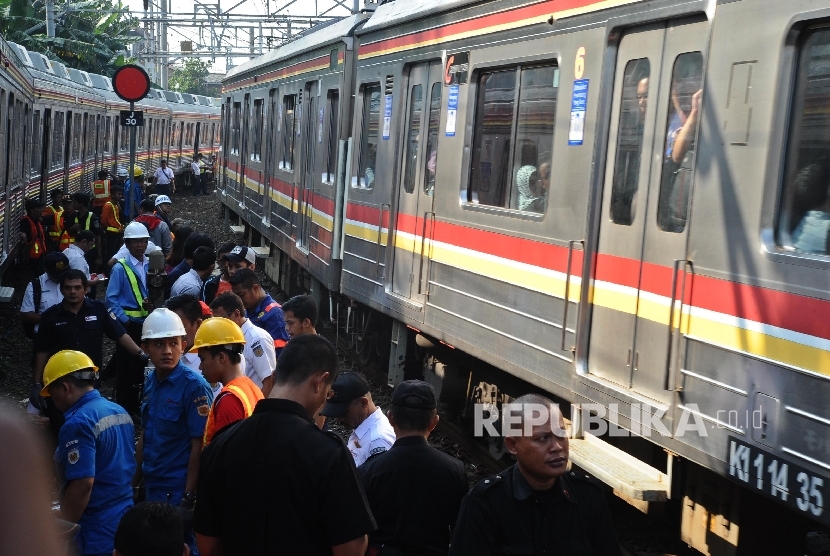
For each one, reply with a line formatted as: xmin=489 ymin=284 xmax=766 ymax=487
xmin=123 ymin=0 xmax=353 ymax=74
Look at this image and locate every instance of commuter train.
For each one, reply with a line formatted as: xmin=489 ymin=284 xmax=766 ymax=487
xmin=0 ymin=36 xmax=221 ymax=278
xmin=200 ymin=0 xmax=830 ymax=551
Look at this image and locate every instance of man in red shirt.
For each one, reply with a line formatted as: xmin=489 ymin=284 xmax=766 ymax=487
xmin=191 ymin=317 xmax=263 ymax=446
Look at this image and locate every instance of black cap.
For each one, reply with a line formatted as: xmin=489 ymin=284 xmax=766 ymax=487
xmin=391 ymin=380 xmax=437 ymax=410
xmin=222 ymin=245 xmax=256 ymax=265
xmin=44 ymin=252 xmax=69 ymax=274
xmin=25 ymin=198 xmax=45 ymax=210
xmin=61 ymin=194 xmax=73 ymax=203
xmin=320 ymin=373 xmax=370 ymax=417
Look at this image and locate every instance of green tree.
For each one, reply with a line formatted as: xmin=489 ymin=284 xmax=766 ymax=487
xmin=0 ymin=0 xmax=139 ymax=74
xmin=169 ymin=58 xmax=212 ymax=96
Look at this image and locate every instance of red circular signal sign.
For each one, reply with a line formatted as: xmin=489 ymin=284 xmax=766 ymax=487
xmin=112 ymin=64 xmax=151 ymax=103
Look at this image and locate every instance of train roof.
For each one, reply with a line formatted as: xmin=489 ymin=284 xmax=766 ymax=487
xmin=359 ymin=0 xmax=482 ymax=33
xmin=225 ymin=13 xmax=366 ymax=81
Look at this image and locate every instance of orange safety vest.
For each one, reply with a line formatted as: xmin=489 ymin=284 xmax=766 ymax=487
xmin=43 ymin=205 xmax=63 ymax=241
xmin=92 ymin=179 xmax=111 ymax=206
xmin=203 ymin=376 xmax=264 ymax=446
xmin=22 ymin=215 xmax=47 ymax=259
xmin=103 ymin=200 xmax=123 ymax=233
xmin=59 ymin=212 xmax=92 ymax=250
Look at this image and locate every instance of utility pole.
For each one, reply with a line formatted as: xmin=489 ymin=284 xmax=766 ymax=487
xmin=45 ymin=0 xmax=55 ymax=37
xmin=249 ymin=27 xmax=255 ymax=59
xmin=160 ymin=0 xmax=168 ymax=88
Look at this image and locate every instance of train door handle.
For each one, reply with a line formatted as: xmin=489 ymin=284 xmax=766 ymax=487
xmin=560 ymin=240 xmax=584 ymax=353
xmin=664 ymin=259 xmax=692 ymax=390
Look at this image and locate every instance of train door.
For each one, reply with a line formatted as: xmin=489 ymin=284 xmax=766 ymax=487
xmin=390 ymin=62 xmax=442 ymax=307
xmin=297 ymin=81 xmax=318 ymax=251
xmin=194 ymin=122 xmax=201 ymax=157
xmin=240 ymin=95 xmax=250 ymax=206
xmin=262 ymin=89 xmax=278 ymax=226
xmin=587 ymin=19 xmax=706 ymax=405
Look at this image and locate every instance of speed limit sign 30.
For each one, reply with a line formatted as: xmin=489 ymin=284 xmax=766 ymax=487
xmin=120 ymin=110 xmax=144 ymax=126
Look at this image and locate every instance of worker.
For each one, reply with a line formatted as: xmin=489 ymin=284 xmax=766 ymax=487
xmin=167 ymin=233 xmax=214 ymax=297
xmin=191 ymin=153 xmax=206 ymax=196
xmin=132 ymin=308 xmax=212 ymax=556
xmin=221 ymin=245 xmax=255 ymax=277
xmin=209 ymin=292 xmax=277 ymax=397
xmin=193 ymin=335 xmax=376 ymax=556
xmin=200 ymin=241 xmax=236 ymax=304
xmin=135 ymin=199 xmax=173 ymax=257
xmin=91 ymin=170 xmax=112 ymax=217
xmin=42 ymin=188 xmax=64 ymax=252
xmin=154 ymin=194 xmax=174 ymax=228
xmin=191 ymin=317 xmax=263 ymax=446
xmin=165 ymin=294 xmax=220 ymax=397
xmin=101 ymin=185 xmax=125 ymax=263
xmin=152 ymin=159 xmax=175 ymax=197
xmin=113 ymin=502 xmax=188 ymax=556
xmin=58 ymin=195 xmax=76 ymax=251
xmin=20 ymin=198 xmax=48 ymax=276
xmin=42 ymin=350 xmax=135 ymax=556
xmin=281 ymin=294 xmax=318 ymax=338
xmin=123 ymin=165 xmax=144 ymax=222
xmin=65 ymin=193 xmax=104 ymax=281
xmin=108 ymin=238 xmax=161 ymax=269
xmin=63 ymin=230 xmax=100 ymax=289
xmin=171 ymin=246 xmax=215 ymax=298
xmin=228 ymin=268 xmax=289 ymax=355
xmin=360 ymin=380 xmax=468 ymax=556
xmin=449 ymin=394 xmax=622 ymax=556
xmin=320 ymin=372 xmax=395 ymax=467
xmin=106 ymin=221 xmax=154 ymax=415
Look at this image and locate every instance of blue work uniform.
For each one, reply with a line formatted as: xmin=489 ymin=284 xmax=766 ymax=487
xmin=141 ymin=362 xmax=213 ymax=492
xmin=248 ymin=294 xmax=290 ymax=353
xmin=122 ymin=178 xmax=143 ymax=222
xmin=55 ymin=390 xmax=135 ymax=555
xmin=105 ymin=256 xmax=149 ymax=325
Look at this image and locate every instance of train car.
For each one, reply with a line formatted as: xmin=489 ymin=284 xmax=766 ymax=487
xmin=0 ymin=36 xmax=34 ymax=278
xmin=220 ymin=14 xmax=366 ymax=293
xmin=221 ymin=0 xmax=830 ymax=550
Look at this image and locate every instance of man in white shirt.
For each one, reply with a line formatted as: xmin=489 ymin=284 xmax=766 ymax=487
xmin=152 ymin=159 xmax=175 ymax=196
xmin=190 ymin=154 xmax=205 ymax=196
xmin=209 ymin=291 xmax=277 ymax=397
xmin=320 ymin=373 xmax=396 ymax=467
xmin=20 ymin=252 xmax=69 ymax=336
xmin=63 ymin=230 xmax=101 ymax=289
xmin=171 ymin=246 xmax=215 ymax=297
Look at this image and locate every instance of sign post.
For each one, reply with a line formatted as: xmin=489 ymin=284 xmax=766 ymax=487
xmin=112 ymin=64 xmax=151 ymax=212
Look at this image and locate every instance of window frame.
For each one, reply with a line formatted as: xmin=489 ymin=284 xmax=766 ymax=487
xmin=353 ymin=82 xmax=381 ymax=191
xmin=323 ymin=89 xmax=340 ymax=185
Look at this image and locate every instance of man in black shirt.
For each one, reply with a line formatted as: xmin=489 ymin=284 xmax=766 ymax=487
xmin=194 ymin=334 xmax=376 ymax=556
xmin=449 ymin=394 xmax=622 ymax=556
xmin=31 ymin=270 xmax=149 ymax=407
xmin=360 ymin=380 xmax=468 ymax=556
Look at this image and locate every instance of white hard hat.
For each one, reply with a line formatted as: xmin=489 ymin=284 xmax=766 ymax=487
xmin=142 ymin=308 xmax=187 ymax=340
xmin=123 ymin=221 xmax=150 ymax=239
xmin=116 ymin=167 xmax=128 ymax=177
xmin=155 ymin=194 xmax=172 ymax=207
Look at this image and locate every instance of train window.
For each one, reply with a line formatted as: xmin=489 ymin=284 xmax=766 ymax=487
xmin=252 ymin=99 xmax=264 ymax=161
xmin=214 ymin=122 xmax=220 ymax=145
xmin=403 ymin=85 xmax=423 ymax=194
xmin=52 ymin=111 xmax=65 ymax=168
xmin=355 ymin=85 xmax=381 ymax=189
xmin=778 ymin=28 xmax=830 ymax=255
xmin=610 ymin=59 xmax=650 ymax=225
xmin=656 ymin=52 xmax=703 ymax=233
xmin=324 ymin=90 xmax=339 ymax=184
xmin=280 ymin=95 xmax=297 ymax=170
xmin=104 ymin=117 xmax=111 ymax=153
xmin=120 ymin=123 xmax=129 ymax=152
xmin=232 ymin=102 xmax=241 ymax=154
xmin=86 ymin=115 xmax=95 ymax=157
xmin=468 ymin=64 xmax=557 ymax=212
xmin=71 ymin=113 xmax=82 ymax=163
xmin=170 ymin=122 xmax=176 ymax=147
xmin=424 ymin=82 xmax=442 ymax=196
xmin=31 ymin=110 xmax=41 ymax=172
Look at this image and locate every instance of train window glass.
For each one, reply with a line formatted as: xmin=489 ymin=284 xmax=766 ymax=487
xmin=281 ymin=95 xmax=296 ymax=170
xmin=170 ymin=122 xmax=176 ymax=147
xmin=610 ymin=59 xmax=650 ymax=225
xmin=31 ymin=110 xmax=40 ymax=172
xmin=424 ymin=82 xmax=442 ymax=196
xmin=138 ymin=117 xmax=146 ymax=149
xmin=232 ymin=102 xmax=241 ymax=154
xmin=71 ymin=113 xmax=82 ymax=163
xmin=656 ymin=52 xmax=703 ymax=233
xmin=403 ymin=85 xmax=423 ymax=194
xmin=52 ymin=112 xmax=65 ymax=168
xmin=324 ymin=90 xmax=339 ymax=184
xmin=104 ymin=117 xmax=111 ymax=153
xmin=355 ymin=84 xmax=381 ymax=189
xmin=86 ymin=115 xmax=95 ymax=157
xmin=120 ymin=123 xmax=129 ymax=152
xmin=252 ymin=99 xmax=263 ymax=161
xmin=778 ymin=28 xmax=830 ymax=255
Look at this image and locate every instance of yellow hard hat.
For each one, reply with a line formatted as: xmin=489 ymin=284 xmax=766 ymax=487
xmin=189 ymin=317 xmax=246 ymax=352
xmin=41 ymin=350 xmax=98 ymax=396
xmin=132 ymin=165 xmax=144 ymax=178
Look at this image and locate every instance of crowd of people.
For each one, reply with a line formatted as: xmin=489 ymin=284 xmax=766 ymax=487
xmin=15 ymin=169 xmax=622 ymax=555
